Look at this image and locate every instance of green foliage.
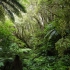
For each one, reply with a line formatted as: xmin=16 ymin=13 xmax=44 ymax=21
xmin=0 ymin=21 xmax=14 ymax=47
xmin=55 ymin=38 xmax=70 ymax=56
xmin=9 ymin=42 xmax=31 ymax=56
xmin=0 ymin=6 xmax=5 ymax=22
xmin=0 ymin=20 xmax=26 ymax=58
xmin=0 ymin=61 xmax=4 ymax=67
xmin=0 ymin=0 xmax=70 ymax=70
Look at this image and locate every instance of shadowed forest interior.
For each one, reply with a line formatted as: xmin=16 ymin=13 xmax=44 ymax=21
xmin=0 ymin=0 xmax=70 ymax=70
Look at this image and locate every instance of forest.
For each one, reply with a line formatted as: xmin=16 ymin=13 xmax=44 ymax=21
xmin=0 ymin=0 xmax=70 ymax=70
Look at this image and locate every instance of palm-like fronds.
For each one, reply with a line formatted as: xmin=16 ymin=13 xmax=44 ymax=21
xmin=44 ymin=29 xmax=56 ymax=40
xmin=44 ymin=29 xmax=62 ymax=44
xmin=0 ymin=0 xmax=26 ymax=22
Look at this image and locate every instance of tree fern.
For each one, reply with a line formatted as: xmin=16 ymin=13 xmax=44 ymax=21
xmin=0 ymin=0 xmax=26 ymax=22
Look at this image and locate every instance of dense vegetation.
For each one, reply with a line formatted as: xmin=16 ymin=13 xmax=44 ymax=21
xmin=0 ymin=0 xmax=70 ymax=70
